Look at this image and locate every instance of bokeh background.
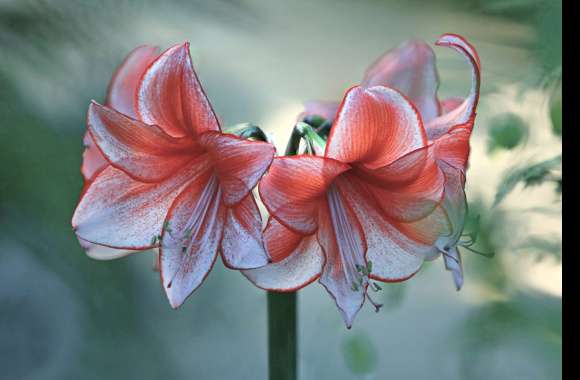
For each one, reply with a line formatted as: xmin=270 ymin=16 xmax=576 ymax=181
xmin=0 ymin=0 xmax=561 ymax=379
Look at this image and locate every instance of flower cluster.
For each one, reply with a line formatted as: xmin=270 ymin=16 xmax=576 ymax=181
xmin=73 ymin=33 xmax=481 ymax=327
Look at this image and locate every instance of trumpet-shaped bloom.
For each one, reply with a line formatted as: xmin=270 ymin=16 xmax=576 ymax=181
xmin=73 ymin=43 xmax=275 ymax=307
xmin=246 ymin=85 xmax=447 ymax=327
xmin=246 ymin=33 xmax=481 ymax=326
xmin=300 ymin=33 xmax=480 ymax=291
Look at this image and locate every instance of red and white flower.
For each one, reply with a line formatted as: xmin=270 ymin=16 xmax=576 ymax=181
xmin=244 ymin=33 xmax=481 ymax=326
xmin=73 ymin=43 xmax=275 ymax=307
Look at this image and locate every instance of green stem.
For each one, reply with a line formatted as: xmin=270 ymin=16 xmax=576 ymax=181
xmin=268 ymin=292 xmax=297 ymax=380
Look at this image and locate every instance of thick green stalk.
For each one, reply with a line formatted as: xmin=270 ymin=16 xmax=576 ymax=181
xmin=267 ymin=292 xmax=297 ymax=380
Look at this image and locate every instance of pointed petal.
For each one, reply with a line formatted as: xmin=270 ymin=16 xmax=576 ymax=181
xmin=318 ymin=185 xmax=367 ymax=328
xmin=87 ymin=102 xmax=202 ymax=182
xmin=336 ymin=175 xmax=429 ymax=282
xmin=258 ymin=156 xmax=350 ymax=235
xmin=200 ymin=131 xmax=275 ymax=206
xmin=81 ymin=130 xmax=108 ymax=183
xmin=77 ymin=237 xmax=135 ymax=260
xmin=160 ymin=174 xmax=225 ymax=308
xmin=326 ymin=86 xmax=426 ymax=169
xmin=137 ymin=42 xmax=220 ymax=138
xmin=297 ymin=100 xmax=340 ymax=122
xmin=221 ymin=194 xmax=270 ymax=269
xmin=443 ymin=246 xmax=464 ymax=290
xmin=106 ymin=45 xmax=160 ymax=118
xmin=362 ymin=40 xmax=440 ymax=122
xmin=72 ymin=159 xmax=209 ymax=249
xmin=426 ymin=34 xmax=481 ymax=140
xmin=243 ymin=218 xmax=323 ymax=291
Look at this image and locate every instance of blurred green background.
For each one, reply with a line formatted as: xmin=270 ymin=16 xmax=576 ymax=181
xmin=0 ymin=0 xmax=561 ymax=379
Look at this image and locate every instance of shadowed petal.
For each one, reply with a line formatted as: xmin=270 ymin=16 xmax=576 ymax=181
xmin=160 ymin=174 xmax=225 ymax=308
xmin=243 ymin=218 xmax=323 ymax=291
xmin=326 ymin=86 xmax=426 ymax=169
xmin=106 ymin=45 xmax=160 ymax=118
xmin=336 ymin=175 xmax=434 ymax=282
xmin=77 ymin=237 xmax=135 ymax=261
xmin=72 ymin=160 xmax=208 ymax=249
xmin=433 ymin=161 xmax=467 ymax=255
xmin=434 ymin=127 xmax=471 ymax=172
xmin=362 ymin=40 xmax=440 ymax=122
xmin=258 ymin=156 xmax=350 ymax=235
xmin=137 ymin=42 xmax=220 ymax=138
xmin=200 ymin=131 xmax=275 ymax=206
xmin=443 ymin=246 xmax=463 ymax=290
xmin=81 ymin=130 xmax=108 ymax=183
xmin=87 ymin=102 xmax=202 ymax=182
xmin=353 ymin=146 xmax=445 ymax=223
xmin=426 ymin=34 xmax=481 ymax=140
xmin=318 ymin=185 xmax=367 ymax=328
xmin=221 ymin=194 xmax=270 ymax=269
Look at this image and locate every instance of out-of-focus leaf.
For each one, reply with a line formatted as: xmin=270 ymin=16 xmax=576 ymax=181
xmin=516 ymin=236 xmax=562 ymax=262
xmin=550 ymin=93 xmax=562 ymax=137
xmin=342 ymin=333 xmax=378 ymax=375
xmin=487 ymin=113 xmax=528 ymax=152
xmin=494 ymin=155 xmax=561 ymax=206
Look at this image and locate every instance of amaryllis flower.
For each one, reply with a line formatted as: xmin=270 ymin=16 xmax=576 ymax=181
xmin=246 ymin=87 xmax=448 ymax=327
xmin=72 ymin=42 xmax=275 ymax=307
xmin=300 ymin=33 xmax=482 ymax=291
xmin=244 ymin=33 xmax=481 ymax=327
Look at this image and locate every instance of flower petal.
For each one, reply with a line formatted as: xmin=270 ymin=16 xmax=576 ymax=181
xmin=318 ymin=185 xmax=367 ymax=328
xmin=426 ymin=34 xmax=481 ymax=140
xmin=434 ymin=127 xmax=471 ymax=172
xmin=443 ymin=246 xmax=463 ymax=290
xmin=200 ymin=131 xmax=275 ymax=206
xmin=362 ymin=40 xmax=440 ymax=122
xmin=77 ymin=237 xmax=135 ymax=261
xmin=72 ymin=160 xmax=208 ymax=249
xmin=87 ymin=102 xmax=202 ymax=183
xmin=81 ymin=130 xmax=108 ymax=183
xmin=242 ymin=218 xmax=323 ymax=291
xmin=433 ymin=161 xmax=467 ymax=253
xmin=336 ymin=176 xmax=430 ymax=282
xmin=258 ymin=155 xmax=350 ymax=235
xmin=106 ymin=45 xmax=160 ymax=118
xmin=160 ymin=174 xmax=225 ymax=308
xmin=326 ymin=86 xmax=426 ymax=169
xmin=353 ymin=146 xmax=446 ymax=222
xmin=221 ymin=194 xmax=270 ymax=269
xmin=137 ymin=42 xmax=220 ymax=138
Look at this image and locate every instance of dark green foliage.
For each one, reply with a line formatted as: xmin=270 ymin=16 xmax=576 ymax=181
xmin=487 ymin=113 xmax=528 ymax=152
xmin=494 ymin=155 xmax=561 ymax=206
